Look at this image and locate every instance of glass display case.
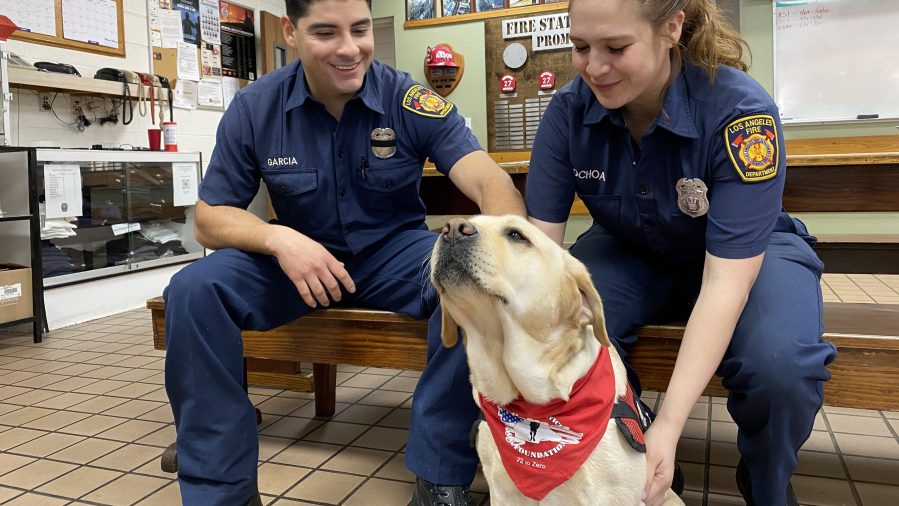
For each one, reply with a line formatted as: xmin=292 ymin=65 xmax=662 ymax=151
xmin=34 ymin=150 xmax=204 ymax=287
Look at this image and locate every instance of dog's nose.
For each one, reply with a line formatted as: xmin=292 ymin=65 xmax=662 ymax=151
xmin=442 ymin=218 xmax=478 ymax=241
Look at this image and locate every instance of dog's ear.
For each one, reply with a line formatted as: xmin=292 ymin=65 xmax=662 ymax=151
xmin=440 ymin=303 xmax=460 ymax=348
xmin=569 ymin=258 xmax=613 ymax=348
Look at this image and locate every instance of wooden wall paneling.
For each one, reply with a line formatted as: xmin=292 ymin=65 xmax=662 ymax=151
xmin=785 ymin=135 xmax=899 ymax=156
xmin=484 ymin=10 xmax=574 ymax=152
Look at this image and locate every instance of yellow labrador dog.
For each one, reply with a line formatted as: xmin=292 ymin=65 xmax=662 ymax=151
xmin=430 ymin=215 xmax=683 ymax=505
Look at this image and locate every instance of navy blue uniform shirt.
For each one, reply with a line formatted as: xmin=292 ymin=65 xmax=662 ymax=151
xmin=200 ymin=60 xmax=481 ymax=255
xmin=527 ymin=62 xmax=787 ymax=259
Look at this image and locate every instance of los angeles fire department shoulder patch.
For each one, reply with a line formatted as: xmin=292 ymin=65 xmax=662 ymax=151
xmin=402 ymin=84 xmax=453 ymax=118
xmin=724 ymin=114 xmax=780 ymax=183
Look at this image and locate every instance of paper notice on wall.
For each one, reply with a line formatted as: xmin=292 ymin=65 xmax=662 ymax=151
xmin=173 ymin=79 xmax=199 ymax=109
xmin=44 ymin=165 xmax=83 ymax=219
xmin=159 ymin=9 xmax=184 ymax=48
xmin=172 ymin=163 xmax=199 ymax=206
xmin=221 ymin=76 xmax=240 ymax=110
xmin=198 ymin=78 xmax=224 ymax=108
xmin=0 ymin=0 xmax=57 ymax=36
xmin=177 ymin=41 xmax=201 ymax=81
xmin=201 ymin=43 xmax=222 ymax=77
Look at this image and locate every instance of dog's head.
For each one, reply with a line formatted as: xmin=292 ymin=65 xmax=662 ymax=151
xmin=430 ymin=215 xmax=611 ymax=352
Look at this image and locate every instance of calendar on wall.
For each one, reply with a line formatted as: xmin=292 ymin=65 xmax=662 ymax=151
xmin=5 ymin=0 xmax=125 ymax=56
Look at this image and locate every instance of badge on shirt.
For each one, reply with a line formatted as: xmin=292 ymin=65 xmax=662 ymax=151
xmin=402 ymin=84 xmax=453 ymax=118
xmin=371 ymin=128 xmax=396 ymax=159
xmin=724 ymin=114 xmax=780 ymax=183
xmin=676 ymin=178 xmax=709 ymax=218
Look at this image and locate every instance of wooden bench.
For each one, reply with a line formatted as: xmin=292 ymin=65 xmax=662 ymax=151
xmin=148 ymin=297 xmax=899 ymax=414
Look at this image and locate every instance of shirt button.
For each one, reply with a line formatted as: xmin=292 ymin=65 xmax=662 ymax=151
xmin=339 ymin=189 xmax=346 ymax=198
xmin=638 ymin=185 xmax=648 ymax=195
xmin=279 ymin=185 xmax=287 ymax=193
xmin=385 ymin=180 xmax=393 ymax=189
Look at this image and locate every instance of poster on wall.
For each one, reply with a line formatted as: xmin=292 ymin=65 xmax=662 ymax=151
xmin=442 ymin=0 xmax=471 ymax=16
xmin=173 ymin=0 xmax=201 ymax=47
xmin=407 ymin=0 xmax=435 ymax=20
xmin=199 ymin=0 xmax=221 ymax=45
xmin=219 ymin=0 xmax=256 ymax=80
xmin=476 ymin=0 xmax=503 ymax=12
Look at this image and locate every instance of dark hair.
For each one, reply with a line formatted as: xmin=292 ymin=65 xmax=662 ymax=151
xmin=285 ymin=0 xmax=372 ymax=23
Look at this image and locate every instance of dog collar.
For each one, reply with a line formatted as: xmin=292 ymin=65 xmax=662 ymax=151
xmin=478 ymin=347 xmax=616 ymax=501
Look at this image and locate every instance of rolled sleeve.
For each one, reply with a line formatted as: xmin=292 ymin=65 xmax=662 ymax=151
xmin=198 ymin=94 xmax=261 ymax=209
xmin=705 ymin=108 xmax=786 ymax=259
xmin=526 ymin=94 xmax=576 ymax=224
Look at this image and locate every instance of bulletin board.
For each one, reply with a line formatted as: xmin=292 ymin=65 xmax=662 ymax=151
xmin=484 ymin=9 xmax=574 ymax=152
xmin=2 ymin=0 xmax=125 ymax=57
xmin=148 ymin=0 xmax=255 ymax=111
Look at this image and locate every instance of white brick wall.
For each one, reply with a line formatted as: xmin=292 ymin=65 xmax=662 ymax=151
xmin=6 ymin=0 xmax=287 ymax=171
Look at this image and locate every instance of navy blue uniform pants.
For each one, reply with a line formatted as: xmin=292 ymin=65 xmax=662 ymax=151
xmin=569 ymin=222 xmax=837 ymax=505
xmin=164 ymin=229 xmax=480 ymax=505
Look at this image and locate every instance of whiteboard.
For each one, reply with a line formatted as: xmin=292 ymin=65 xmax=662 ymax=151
xmin=774 ymin=0 xmax=899 ymax=123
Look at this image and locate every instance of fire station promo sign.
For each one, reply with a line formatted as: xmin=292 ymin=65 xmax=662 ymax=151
xmin=501 ymin=12 xmax=571 ymax=52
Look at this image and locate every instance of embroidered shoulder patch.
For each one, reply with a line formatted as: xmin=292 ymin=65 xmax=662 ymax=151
xmin=402 ymin=84 xmax=454 ymax=118
xmin=724 ymin=114 xmax=780 ymax=182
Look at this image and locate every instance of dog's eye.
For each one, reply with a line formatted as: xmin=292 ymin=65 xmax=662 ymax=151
xmin=506 ymin=228 xmax=530 ymax=244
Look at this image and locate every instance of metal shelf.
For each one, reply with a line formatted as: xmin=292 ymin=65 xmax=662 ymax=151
xmin=7 ymin=66 xmax=171 ymax=101
xmin=0 ymin=214 xmax=33 ymax=222
xmin=0 ymin=147 xmax=44 ymax=343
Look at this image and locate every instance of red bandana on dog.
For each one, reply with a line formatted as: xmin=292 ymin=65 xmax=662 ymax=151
xmin=478 ymin=347 xmax=616 ymax=501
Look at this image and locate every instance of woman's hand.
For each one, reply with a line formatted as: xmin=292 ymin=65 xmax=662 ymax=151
xmin=641 ymin=417 xmax=681 ymax=506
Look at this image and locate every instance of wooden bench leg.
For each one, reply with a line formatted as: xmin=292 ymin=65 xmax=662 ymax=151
xmin=313 ymin=363 xmax=337 ymax=417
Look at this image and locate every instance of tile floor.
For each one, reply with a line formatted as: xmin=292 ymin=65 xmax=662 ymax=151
xmin=0 ymin=274 xmax=897 ymax=505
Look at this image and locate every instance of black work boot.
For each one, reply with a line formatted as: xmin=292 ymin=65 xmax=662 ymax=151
xmin=244 ymin=492 xmax=263 ymax=506
xmin=736 ymin=457 xmax=798 ymax=506
xmin=408 ymin=477 xmax=474 ymax=506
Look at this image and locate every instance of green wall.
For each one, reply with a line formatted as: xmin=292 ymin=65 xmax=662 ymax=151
xmin=373 ymin=2 xmax=490 ymax=144
xmin=376 ymin=1 xmax=899 ymax=147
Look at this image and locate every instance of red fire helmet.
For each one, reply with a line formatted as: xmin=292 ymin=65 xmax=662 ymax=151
xmin=425 ymin=45 xmax=459 ymax=68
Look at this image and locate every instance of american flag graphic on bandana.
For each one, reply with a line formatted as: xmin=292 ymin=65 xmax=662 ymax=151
xmin=478 ymin=347 xmax=617 ymax=500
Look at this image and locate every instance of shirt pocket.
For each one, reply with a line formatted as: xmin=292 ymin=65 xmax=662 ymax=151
xmin=579 ymin=195 xmax=622 ymax=234
xmin=360 ymin=162 xmax=419 ymax=193
xmin=263 ymin=168 xmax=317 ymax=197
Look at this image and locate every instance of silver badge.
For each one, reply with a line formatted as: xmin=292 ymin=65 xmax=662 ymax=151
xmin=676 ymin=178 xmax=709 ymax=218
xmin=371 ymin=127 xmax=396 ymax=159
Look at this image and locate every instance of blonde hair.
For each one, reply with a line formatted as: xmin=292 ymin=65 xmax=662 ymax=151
xmin=647 ymin=0 xmax=749 ymax=82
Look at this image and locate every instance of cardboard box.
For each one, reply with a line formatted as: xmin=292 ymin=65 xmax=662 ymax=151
xmin=0 ymin=264 xmax=33 ymax=324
